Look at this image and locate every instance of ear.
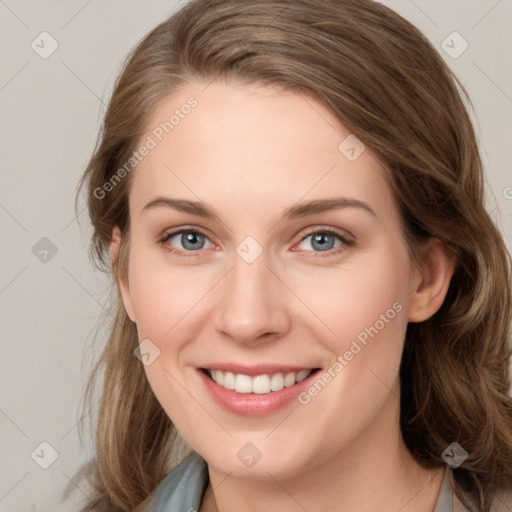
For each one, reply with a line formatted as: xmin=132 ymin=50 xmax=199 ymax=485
xmin=407 ymin=238 xmax=457 ymax=323
xmin=110 ymin=226 xmax=136 ymax=323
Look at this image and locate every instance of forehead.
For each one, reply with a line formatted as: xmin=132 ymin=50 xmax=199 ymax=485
xmin=130 ymin=80 xmax=395 ymax=223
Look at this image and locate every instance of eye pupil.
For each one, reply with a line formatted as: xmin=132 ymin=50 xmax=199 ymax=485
xmin=311 ymin=233 xmax=335 ymax=251
xmin=182 ymin=231 xmax=204 ymax=250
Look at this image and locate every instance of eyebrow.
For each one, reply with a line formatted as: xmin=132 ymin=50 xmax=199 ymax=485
xmin=141 ymin=196 xmax=376 ymax=220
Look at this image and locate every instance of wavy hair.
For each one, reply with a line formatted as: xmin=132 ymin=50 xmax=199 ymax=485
xmin=74 ymin=0 xmax=512 ymax=510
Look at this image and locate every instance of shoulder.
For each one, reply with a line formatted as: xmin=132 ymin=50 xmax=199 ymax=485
xmin=446 ymin=469 xmax=512 ymax=512
xmin=146 ymin=451 xmax=209 ymax=512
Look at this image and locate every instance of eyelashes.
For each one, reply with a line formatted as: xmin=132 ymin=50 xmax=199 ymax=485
xmin=159 ymin=229 xmax=214 ymax=257
xmin=295 ymin=228 xmax=354 ymax=254
xmin=158 ymin=226 xmax=355 ymax=258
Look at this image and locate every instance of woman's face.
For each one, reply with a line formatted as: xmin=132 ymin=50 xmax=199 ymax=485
xmin=116 ymin=80 xmax=443 ymax=479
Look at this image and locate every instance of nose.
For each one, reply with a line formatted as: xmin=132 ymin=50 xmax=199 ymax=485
xmin=212 ymin=249 xmax=291 ymax=345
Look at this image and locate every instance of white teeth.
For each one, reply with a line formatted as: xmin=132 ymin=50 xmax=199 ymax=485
xmin=208 ymin=369 xmax=315 ymax=394
xmin=270 ymin=372 xmax=285 ymax=392
xmin=252 ymin=375 xmax=271 ymax=394
xmin=234 ymin=374 xmax=253 ymax=393
xmin=212 ymin=370 xmax=224 ymax=386
xmin=284 ymin=372 xmax=296 ymax=387
xmin=223 ymin=371 xmax=235 ymax=390
xmin=296 ymin=369 xmax=311 ymax=382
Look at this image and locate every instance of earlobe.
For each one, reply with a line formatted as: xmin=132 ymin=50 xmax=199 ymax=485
xmin=110 ymin=226 xmax=137 ymax=323
xmin=407 ymin=239 xmax=457 ymax=323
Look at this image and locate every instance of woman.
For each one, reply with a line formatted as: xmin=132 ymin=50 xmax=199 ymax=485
xmin=76 ymin=0 xmax=512 ymax=511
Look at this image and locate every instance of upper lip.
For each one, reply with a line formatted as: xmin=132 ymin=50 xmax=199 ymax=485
xmin=199 ymin=363 xmax=320 ymax=377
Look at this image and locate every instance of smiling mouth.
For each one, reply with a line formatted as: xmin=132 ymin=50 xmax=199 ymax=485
xmin=200 ymin=368 xmax=321 ymax=394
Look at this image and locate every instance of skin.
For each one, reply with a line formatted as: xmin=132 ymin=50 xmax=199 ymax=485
xmin=112 ymin=80 xmax=456 ymax=512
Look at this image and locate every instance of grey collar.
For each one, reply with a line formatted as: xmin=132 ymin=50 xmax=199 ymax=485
xmin=148 ymin=453 xmax=456 ymax=512
xmin=433 ymin=467 xmax=453 ymax=512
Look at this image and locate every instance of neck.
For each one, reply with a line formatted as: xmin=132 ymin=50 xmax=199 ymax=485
xmin=200 ymin=388 xmax=445 ymax=512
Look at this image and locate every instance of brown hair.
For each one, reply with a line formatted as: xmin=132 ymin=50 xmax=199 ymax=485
xmin=75 ymin=0 xmax=512 ymax=510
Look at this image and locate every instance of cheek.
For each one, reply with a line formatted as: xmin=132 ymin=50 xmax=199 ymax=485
xmin=126 ymin=249 xmax=208 ymax=425
xmin=288 ymin=247 xmax=411 ymax=350
xmin=127 ymin=247 xmax=213 ymax=339
xmin=290 ymin=245 xmax=410 ymax=413
xmin=293 ymin=246 xmax=410 ymax=434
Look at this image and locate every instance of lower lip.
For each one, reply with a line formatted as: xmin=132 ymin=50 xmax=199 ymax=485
xmin=197 ymin=368 xmax=320 ymax=417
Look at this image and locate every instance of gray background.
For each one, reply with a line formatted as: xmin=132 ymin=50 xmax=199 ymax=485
xmin=0 ymin=1 xmax=511 ymax=510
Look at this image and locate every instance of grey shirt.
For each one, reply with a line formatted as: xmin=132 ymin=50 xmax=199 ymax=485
xmin=146 ymin=452 xmax=464 ymax=512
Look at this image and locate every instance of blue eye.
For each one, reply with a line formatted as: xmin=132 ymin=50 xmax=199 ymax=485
xmin=299 ymin=231 xmax=341 ymax=252
xmin=295 ymin=228 xmax=353 ymax=256
xmin=160 ymin=230 xmax=213 ymax=255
